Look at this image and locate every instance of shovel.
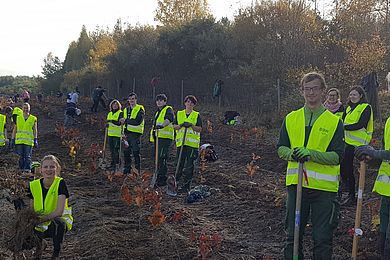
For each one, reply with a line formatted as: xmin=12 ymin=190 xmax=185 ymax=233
xmin=115 ymin=125 xmax=124 ymax=174
xmin=352 ymin=161 xmax=366 ymax=259
xmin=293 ymin=161 xmax=305 ymax=260
xmin=150 ymin=129 xmax=159 ymax=188
xmin=167 ymin=127 xmax=188 ymax=196
xmin=98 ymin=127 xmax=109 ymax=169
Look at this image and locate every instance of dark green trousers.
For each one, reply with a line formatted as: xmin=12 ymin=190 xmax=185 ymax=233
xmin=156 ymin=138 xmax=172 ymax=186
xmin=175 ymin=146 xmax=198 ymax=191
xmin=284 ymin=186 xmax=339 ymax=260
xmin=108 ymin=136 xmax=120 ymax=168
xmin=380 ymin=196 xmax=390 ymax=237
xmin=123 ymin=132 xmax=141 ymax=174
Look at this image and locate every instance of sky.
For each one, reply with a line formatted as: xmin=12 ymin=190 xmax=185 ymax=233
xmin=0 ymin=0 xmax=329 ymax=77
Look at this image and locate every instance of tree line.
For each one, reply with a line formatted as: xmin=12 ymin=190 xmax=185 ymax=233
xmin=40 ymin=0 xmax=390 ymax=114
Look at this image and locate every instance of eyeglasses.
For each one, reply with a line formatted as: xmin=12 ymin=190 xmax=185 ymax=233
xmin=303 ymin=86 xmax=321 ymax=92
xmin=128 ymin=97 xmax=136 ymax=101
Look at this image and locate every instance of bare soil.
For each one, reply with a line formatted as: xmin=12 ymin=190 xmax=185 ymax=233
xmin=0 ymin=97 xmax=382 ymax=259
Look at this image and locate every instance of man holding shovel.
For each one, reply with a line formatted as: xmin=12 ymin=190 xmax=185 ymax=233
xmin=149 ymin=94 xmax=175 ymax=187
xmin=172 ymin=95 xmax=202 ymax=194
xmin=277 ymin=72 xmax=344 ymax=259
xmin=120 ymin=93 xmax=145 ymax=174
xmin=355 ymin=118 xmax=390 ymax=259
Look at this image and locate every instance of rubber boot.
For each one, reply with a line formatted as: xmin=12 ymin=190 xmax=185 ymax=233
xmin=383 ymin=238 xmax=390 ymax=260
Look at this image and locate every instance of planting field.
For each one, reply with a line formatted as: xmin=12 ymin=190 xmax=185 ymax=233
xmin=0 ymin=96 xmax=383 ymax=259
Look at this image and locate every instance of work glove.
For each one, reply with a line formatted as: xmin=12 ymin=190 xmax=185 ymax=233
xmin=355 ymin=145 xmax=377 ymax=161
xmin=292 ymin=147 xmax=310 ymax=162
xmin=34 ymin=138 xmax=38 ymax=148
xmin=155 ymin=124 xmax=164 ymax=129
xmin=182 ymin=122 xmax=193 ymax=128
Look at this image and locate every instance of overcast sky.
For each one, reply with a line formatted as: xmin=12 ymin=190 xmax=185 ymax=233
xmin=0 ymin=0 xmax=329 ymax=76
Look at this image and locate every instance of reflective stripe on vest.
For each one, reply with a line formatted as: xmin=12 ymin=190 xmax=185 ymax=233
xmin=15 ymin=114 xmax=36 ymax=146
xmin=124 ymin=104 xmax=144 ymax=134
xmin=106 ymin=110 xmax=122 ymax=137
xmin=373 ymin=117 xmax=390 ymax=196
xmin=175 ymin=110 xmax=200 ymax=148
xmin=149 ymin=106 xmax=174 ymax=142
xmin=285 ymin=108 xmax=340 ymax=192
xmin=344 ymin=103 xmax=373 ymax=146
xmin=0 ymin=114 xmax=5 ymax=146
xmin=30 ymin=176 xmax=73 ymax=232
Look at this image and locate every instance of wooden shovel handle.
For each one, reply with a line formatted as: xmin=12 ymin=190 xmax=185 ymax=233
xmin=352 ymin=161 xmax=366 ymax=259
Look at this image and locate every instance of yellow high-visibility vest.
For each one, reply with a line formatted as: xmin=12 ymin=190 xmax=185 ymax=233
xmin=106 ymin=110 xmax=122 ymax=137
xmin=0 ymin=114 xmax=5 ymax=146
xmin=344 ymin=103 xmax=373 ymax=146
xmin=373 ymin=117 xmax=390 ymax=196
xmin=123 ymin=104 xmax=144 ymax=134
xmin=12 ymin=107 xmax=23 ymax=122
xmin=149 ymin=106 xmax=174 ymax=142
xmin=285 ymin=108 xmax=340 ymax=192
xmin=15 ymin=114 xmax=36 ymax=146
xmin=175 ymin=110 xmax=200 ymax=149
xmin=30 ymin=176 xmax=73 ymax=232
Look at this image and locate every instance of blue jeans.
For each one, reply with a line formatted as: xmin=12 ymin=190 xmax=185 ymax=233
xmin=16 ymin=144 xmax=33 ymax=170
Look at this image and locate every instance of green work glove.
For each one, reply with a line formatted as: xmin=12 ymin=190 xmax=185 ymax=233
xmin=293 ymin=147 xmax=310 ymax=161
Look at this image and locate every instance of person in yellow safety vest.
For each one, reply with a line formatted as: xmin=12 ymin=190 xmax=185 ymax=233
xmin=277 ymin=72 xmax=345 ymax=259
xmin=11 ymin=103 xmax=38 ymax=173
xmin=173 ymin=95 xmax=202 ymax=193
xmin=5 ymin=105 xmax=23 ymax=123
xmin=106 ymin=99 xmax=123 ymax=171
xmin=324 ymin=88 xmax=344 ymax=119
xmin=0 ymin=111 xmax=7 ymax=148
xmin=340 ymin=86 xmax=373 ymax=206
xmin=355 ymin=118 xmax=390 ymax=259
xmin=28 ymin=155 xmax=73 ymax=260
xmin=150 ymin=94 xmax=175 ymax=187
xmin=119 ymin=93 xmax=145 ymax=174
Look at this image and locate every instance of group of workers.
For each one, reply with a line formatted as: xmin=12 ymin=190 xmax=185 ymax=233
xmin=278 ymin=72 xmax=390 ymax=259
xmin=0 ymin=90 xmax=203 ymax=259
xmin=106 ymin=93 xmax=202 ymax=193
xmin=2 ymin=73 xmax=390 ymax=259
xmin=0 ymin=101 xmax=69 ymax=259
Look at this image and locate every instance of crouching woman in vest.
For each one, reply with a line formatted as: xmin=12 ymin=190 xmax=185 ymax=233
xmin=28 ymin=155 xmax=73 ymax=260
xmin=355 ymin=118 xmax=390 ymax=259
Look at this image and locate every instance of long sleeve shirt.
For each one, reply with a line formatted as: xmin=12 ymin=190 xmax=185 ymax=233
xmin=277 ymin=105 xmax=345 ymax=165
xmin=343 ymin=103 xmax=371 ymax=131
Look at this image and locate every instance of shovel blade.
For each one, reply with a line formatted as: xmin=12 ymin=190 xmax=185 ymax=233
xmin=98 ymin=158 xmax=108 ymax=170
xmin=166 ymin=174 xmax=177 ymax=196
